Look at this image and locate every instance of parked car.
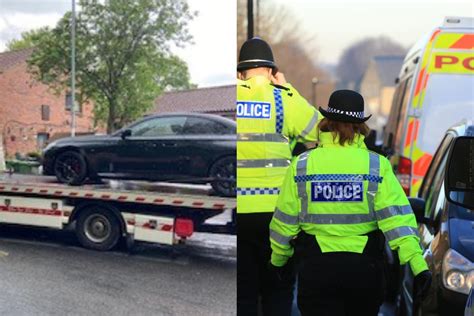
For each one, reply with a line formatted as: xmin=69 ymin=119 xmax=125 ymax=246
xmin=381 ymin=16 xmax=474 ymax=196
xmin=43 ymin=113 xmax=236 ymax=197
xmin=397 ymin=121 xmax=474 ymax=315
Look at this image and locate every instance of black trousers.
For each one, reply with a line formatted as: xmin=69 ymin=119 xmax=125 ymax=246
xmin=237 ymin=213 xmax=295 ymax=316
xmin=296 ymin=232 xmax=386 ymax=316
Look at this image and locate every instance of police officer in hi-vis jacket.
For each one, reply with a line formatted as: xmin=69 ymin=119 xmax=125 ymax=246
xmin=269 ymin=90 xmax=433 ymax=315
xmin=236 ymin=37 xmax=322 ymax=316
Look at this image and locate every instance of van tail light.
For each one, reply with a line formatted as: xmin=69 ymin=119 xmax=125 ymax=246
xmin=397 ymin=156 xmax=412 ymax=196
xmin=175 ymin=218 xmax=194 ymax=238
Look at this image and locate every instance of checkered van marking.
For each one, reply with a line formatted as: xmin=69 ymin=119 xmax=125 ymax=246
xmin=273 ymin=88 xmax=284 ymax=133
xmin=294 ymin=174 xmax=383 ymax=183
xmin=237 ymin=187 xmax=280 ymax=195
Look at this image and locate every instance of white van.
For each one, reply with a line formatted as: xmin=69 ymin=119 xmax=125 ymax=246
xmin=382 ymin=16 xmax=474 ymax=196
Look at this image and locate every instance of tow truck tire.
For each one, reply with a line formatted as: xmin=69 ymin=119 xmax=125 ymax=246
xmin=209 ymin=156 xmax=236 ymax=197
xmin=54 ymin=151 xmax=88 ymax=185
xmin=76 ymin=206 xmax=121 ymax=251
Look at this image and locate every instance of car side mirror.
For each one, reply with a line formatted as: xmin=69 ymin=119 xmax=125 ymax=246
xmin=408 ymin=197 xmax=429 ymax=225
xmin=445 ymin=136 xmax=474 ymax=210
xmin=387 ymin=132 xmax=393 ymax=150
xmin=121 ymin=129 xmax=132 ymax=140
xmin=365 ymin=130 xmax=387 ymax=156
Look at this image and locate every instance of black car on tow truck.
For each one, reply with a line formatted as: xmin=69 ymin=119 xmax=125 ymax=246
xmin=43 ymin=113 xmax=236 ymax=197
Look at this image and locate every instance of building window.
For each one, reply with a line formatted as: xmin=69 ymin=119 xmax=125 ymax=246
xmin=41 ymin=104 xmax=50 ymax=121
xmin=37 ymin=133 xmax=49 ymax=150
xmin=65 ymin=93 xmax=82 ymax=113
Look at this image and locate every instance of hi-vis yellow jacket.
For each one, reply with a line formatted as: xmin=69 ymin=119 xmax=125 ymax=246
xmin=270 ymin=132 xmax=429 ymax=276
xmin=237 ymin=76 xmax=321 ymax=214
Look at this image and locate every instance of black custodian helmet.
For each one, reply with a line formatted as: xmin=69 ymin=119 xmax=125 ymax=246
xmin=237 ymin=37 xmax=277 ymax=72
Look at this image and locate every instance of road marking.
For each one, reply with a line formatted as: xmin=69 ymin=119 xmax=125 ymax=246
xmin=0 ymin=250 xmax=9 ymax=257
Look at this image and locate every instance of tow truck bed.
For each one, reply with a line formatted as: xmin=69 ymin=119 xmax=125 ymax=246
xmin=0 ymin=174 xmax=236 ymax=250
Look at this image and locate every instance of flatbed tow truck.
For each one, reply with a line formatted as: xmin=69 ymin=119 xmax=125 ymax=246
xmin=0 ymin=174 xmax=236 ymax=251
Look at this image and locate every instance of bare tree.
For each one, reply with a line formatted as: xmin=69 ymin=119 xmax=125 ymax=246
xmin=237 ymin=0 xmax=334 ymax=106
xmin=272 ymin=42 xmax=333 ymax=106
xmin=337 ymin=36 xmax=406 ymax=89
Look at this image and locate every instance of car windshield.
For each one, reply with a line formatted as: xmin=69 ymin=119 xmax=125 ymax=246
xmin=417 ymin=74 xmax=474 ymax=155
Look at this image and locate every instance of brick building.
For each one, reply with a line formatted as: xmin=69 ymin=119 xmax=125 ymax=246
xmin=154 ymin=85 xmax=235 ymax=119
xmin=0 ymin=49 xmax=95 ymax=158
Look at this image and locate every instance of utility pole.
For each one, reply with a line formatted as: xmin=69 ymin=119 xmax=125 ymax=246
xmin=71 ymin=0 xmax=76 ymax=137
xmin=256 ymin=0 xmax=259 ymax=35
xmin=311 ymin=77 xmax=319 ymax=106
xmin=247 ymin=0 xmax=254 ymax=40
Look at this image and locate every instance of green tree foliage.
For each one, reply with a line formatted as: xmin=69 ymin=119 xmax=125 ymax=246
xmin=27 ymin=0 xmax=195 ymax=132
xmin=6 ymin=27 xmax=51 ymax=51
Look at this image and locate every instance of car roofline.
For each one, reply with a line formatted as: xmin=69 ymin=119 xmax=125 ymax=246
xmin=114 ymin=112 xmax=235 ymax=136
xmin=142 ymin=112 xmax=235 ymax=124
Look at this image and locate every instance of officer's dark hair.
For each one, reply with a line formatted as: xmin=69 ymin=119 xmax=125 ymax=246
xmin=318 ymin=118 xmax=370 ymax=146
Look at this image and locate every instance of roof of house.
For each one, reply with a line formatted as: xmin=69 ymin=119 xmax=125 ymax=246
xmin=0 ymin=48 xmax=33 ymax=73
xmin=372 ymin=55 xmax=405 ymax=87
xmin=154 ymin=85 xmax=235 ymax=114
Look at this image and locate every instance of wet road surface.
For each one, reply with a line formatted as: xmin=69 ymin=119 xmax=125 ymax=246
xmin=0 ymin=226 xmax=236 ymax=315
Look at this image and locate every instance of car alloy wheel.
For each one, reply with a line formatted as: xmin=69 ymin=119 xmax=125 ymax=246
xmin=210 ymin=156 xmax=236 ymax=197
xmin=54 ymin=151 xmax=87 ymax=185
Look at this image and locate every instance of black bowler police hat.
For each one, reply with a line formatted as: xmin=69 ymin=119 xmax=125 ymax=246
xmin=319 ymin=90 xmax=372 ymax=123
xmin=237 ymin=37 xmax=277 ymax=72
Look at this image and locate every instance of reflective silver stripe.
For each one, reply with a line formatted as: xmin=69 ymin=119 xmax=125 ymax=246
xmin=375 ymin=205 xmax=413 ymax=221
xmin=237 ymin=133 xmax=289 ymax=143
xmin=299 ymin=112 xmax=319 ymax=138
xmin=367 ymin=152 xmax=380 ymax=218
xmin=385 ymin=226 xmax=419 ymax=242
xmin=296 ymin=151 xmax=310 ymax=218
xmin=273 ymin=208 xmax=299 ymax=225
xmin=270 ymin=229 xmax=293 ymax=246
xmin=237 ymin=159 xmax=290 ymax=168
xmin=301 ymin=213 xmax=374 ymax=225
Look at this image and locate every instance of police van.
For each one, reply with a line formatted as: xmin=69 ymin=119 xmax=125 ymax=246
xmin=382 ymin=16 xmax=474 ymax=196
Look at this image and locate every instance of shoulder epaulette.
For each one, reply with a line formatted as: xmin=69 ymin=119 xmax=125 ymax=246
xmin=270 ymin=83 xmax=294 ymax=97
xmin=270 ymin=83 xmax=290 ymax=91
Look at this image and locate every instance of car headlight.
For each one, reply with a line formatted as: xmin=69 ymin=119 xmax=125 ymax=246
xmin=442 ymin=249 xmax=474 ymax=295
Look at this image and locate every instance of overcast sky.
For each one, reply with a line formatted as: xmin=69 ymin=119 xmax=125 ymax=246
xmin=269 ymin=0 xmax=473 ymax=64
xmin=0 ymin=0 xmax=236 ymax=87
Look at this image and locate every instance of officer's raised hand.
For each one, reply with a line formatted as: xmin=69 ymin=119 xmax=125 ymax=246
xmin=271 ymin=71 xmax=287 ymax=86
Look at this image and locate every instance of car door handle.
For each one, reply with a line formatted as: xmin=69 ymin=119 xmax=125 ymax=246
xmin=162 ymin=143 xmax=177 ymax=147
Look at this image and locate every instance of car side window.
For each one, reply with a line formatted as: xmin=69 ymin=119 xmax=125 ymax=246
xmin=130 ymin=117 xmax=187 ymax=137
xmin=384 ymin=77 xmax=409 ymax=150
xmin=419 ymin=133 xmax=454 ymax=199
xmin=183 ymin=117 xmax=229 ymax=135
xmin=393 ymin=77 xmax=413 ymax=148
xmin=424 ymin=153 xmax=448 ymax=220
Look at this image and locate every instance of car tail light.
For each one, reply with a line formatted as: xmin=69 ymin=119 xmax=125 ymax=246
xmin=175 ymin=218 xmax=194 ymax=238
xmin=397 ymin=156 xmax=412 ymax=195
